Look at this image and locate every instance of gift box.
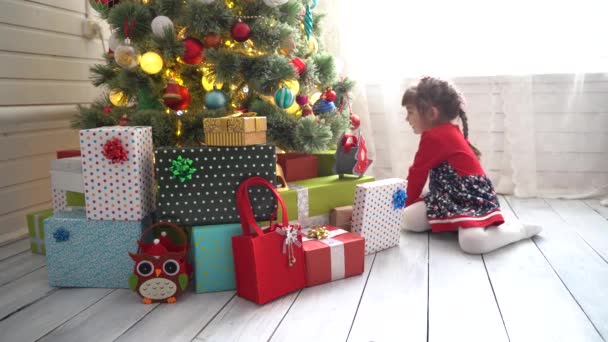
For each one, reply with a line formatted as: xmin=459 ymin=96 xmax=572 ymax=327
xmin=302 ymin=226 xmax=364 ymax=287
xmin=50 ymin=157 xmax=85 ymax=213
xmin=155 ymin=144 xmax=276 ymax=226
xmin=44 ymin=209 xmax=146 ymax=288
xmin=191 ymin=223 xmax=241 ymax=293
xmin=56 ymin=150 xmax=81 ymax=159
xmin=352 ymin=178 xmax=407 ymax=254
xmin=330 ymin=205 xmax=353 ymax=231
xmin=80 ymin=126 xmax=155 ymax=221
xmin=276 ymin=153 xmax=318 ymax=181
xmin=311 ymin=150 xmax=337 ymax=176
xmin=26 ymin=208 xmax=53 ymax=254
xmin=203 ymin=113 xmax=267 ymax=146
xmin=277 ymin=175 xmax=375 ymax=229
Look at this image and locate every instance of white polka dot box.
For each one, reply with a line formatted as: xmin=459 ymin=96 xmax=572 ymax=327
xmin=351 ymin=178 xmax=407 ymax=254
xmin=79 ymin=126 xmax=156 ymax=221
xmin=154 ymin=144 xmax=277 ymax=226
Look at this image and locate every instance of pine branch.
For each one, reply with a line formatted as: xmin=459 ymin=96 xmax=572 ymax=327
xmin=154 ymin=0 xmax=185 ymax=19
xmin=90 ymin=64 xmax=118 ymax=87
xmin=185 ymin=1 xmax=234 ymax=36
xmin=245 ymin=54 xmax=295 ymax=94
xmin=294 ymin=115 xmax=333 ymax=153
xmin=313 ymin=53 xmax=337 ymax=87
xmin=108 ymin=2 xmax=152 ymax=42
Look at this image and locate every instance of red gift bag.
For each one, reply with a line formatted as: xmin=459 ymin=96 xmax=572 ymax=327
xmin=232 ymin=176 xmax=306 ymax=304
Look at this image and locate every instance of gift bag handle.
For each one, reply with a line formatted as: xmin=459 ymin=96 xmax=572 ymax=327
xmin=138 ymin=221 xmax=187 ymax=253
xmin=236 ymin=176 xmax=288 ymax=237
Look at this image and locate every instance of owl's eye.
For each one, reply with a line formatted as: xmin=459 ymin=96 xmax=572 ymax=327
xmin=136 ymin=260 xmax=154 ymax=277
xmin=163 ymin=259 xmax=180 ymax=276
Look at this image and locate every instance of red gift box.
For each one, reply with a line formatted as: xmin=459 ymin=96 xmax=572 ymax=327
xmin=302 ymin=225 xmax=365 ymax=287
xmin=232 ymin=176 xmax=306 ymax=304
xmin=277 ymin=153 xmax=318 ymax=182
xmin=56 ymin=150 xmax=81 ymax=159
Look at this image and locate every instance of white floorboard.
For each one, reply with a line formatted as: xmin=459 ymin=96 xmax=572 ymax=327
xmin=428 ymin=232 xmax=508 ymax=342
xmin=482 ymin=198 xmax=604 ymax=342
xmin=116 ymin=290 xmax=235 ymax=342
xmin=0 ymin=238 xmax=30 ymax=261
xmin=584 ymin=200 xmax=608 ymax=219
xmin=506 ymin=197 xmax=608 ymax=340
xmin=269 ymin=255 xmax=375 ymax=342
xmin=0 ymin=251 xmax=46 ymax=286
xmin=348 ymin=232 xmax=428 ymax=342
xmin=0 ymin=267 xmax=55 ymax=321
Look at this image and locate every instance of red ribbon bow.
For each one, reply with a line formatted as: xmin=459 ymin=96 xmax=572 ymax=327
xmin=102 ymin=137 xmax=128 ymax=164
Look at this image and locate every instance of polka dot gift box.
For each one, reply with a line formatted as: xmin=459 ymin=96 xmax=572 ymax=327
xmin=154 ymin=144 xmax=276 ymax=226
xmin=79 ymin=126 xmax=155 ymax=221
xmin=351 ymin=178 xmax=407 ymax=254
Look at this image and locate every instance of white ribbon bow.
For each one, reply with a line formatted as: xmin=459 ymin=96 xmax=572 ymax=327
xmin=277 ymin=225 xmax=302 ymax=267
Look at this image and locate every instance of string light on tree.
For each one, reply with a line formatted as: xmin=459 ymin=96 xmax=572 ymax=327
xmin=139 ymin=52 xmax=163 ymax=74
xmin=201 ymin=73 xmax=224 ymax=91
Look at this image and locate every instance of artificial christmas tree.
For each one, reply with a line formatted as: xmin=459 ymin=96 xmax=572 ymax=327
xmin=76 ymin=0 xmax=354 ymax=153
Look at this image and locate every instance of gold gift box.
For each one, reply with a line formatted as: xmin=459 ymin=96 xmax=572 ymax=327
xmin=203 ymin=113 xmax=267 ymax=146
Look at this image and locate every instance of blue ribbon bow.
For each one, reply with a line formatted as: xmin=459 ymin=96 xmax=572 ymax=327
xmin=53 ymin=227 xmax=70 ymax=242
xmin=392 ymin=189 xmax=407 ymax=209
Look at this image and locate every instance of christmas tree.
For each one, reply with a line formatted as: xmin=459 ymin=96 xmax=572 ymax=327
xmin=74 ymin=0 xmax=354 ymax=153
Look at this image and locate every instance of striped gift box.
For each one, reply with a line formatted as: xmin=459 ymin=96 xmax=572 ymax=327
xmin=26 ymin=208 xmax=54 ymax=254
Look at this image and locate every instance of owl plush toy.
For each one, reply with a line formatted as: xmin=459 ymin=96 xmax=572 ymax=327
xmin=129 ymin=234 xmax=189 ymax=304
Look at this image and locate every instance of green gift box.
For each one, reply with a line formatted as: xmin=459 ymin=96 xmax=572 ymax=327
xmin=191 ymin=223 xmax=242 ymax=293
xmin=26 ymin=208 xmax=54 ymax=254
xmin=311 ymin=150 xmax=337 ymax=177
xmin=277 ymin=175 xmax=375 ymax=228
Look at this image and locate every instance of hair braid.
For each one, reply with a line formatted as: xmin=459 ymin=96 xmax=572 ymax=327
xmin=458 ymin=110 xmax=481 ymax=159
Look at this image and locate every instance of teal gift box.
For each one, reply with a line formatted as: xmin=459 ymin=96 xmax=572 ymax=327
xmin=191 ymin=223 xmax=242 ymax=293
xmin=44 ymin=209 xmax=146 ymax=288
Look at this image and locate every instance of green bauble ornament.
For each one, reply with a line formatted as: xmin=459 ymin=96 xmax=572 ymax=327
xmin=274 ymin=86 xmax=295 ymax=109
xmin=205 ymin=89 xmax=227 ymax=109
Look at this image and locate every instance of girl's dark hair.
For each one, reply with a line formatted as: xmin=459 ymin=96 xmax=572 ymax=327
xmin=402 ymin=76 xmax=481 ymax=158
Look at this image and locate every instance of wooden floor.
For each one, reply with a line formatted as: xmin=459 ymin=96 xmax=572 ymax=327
xmin=1 ymin=197 xmax=608 ymax=342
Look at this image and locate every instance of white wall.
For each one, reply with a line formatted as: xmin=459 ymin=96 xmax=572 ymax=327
xmin=368 ymin=74 xmax=608 ymax=198
xmin=0 ymin=0 xmax=107 ymax=243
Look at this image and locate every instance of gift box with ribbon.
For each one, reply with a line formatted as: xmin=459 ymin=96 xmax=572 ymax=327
xmin=80 ymin=126 xmax=155 ymax=221
xmin=50 ymin=157 xmax=85 ymax=213
xmin=352 ymin=178 xmax=407 ymax=254
xmin=155 ymin=144 xmax=276 ymax=226
xmin=26 ymin=208 xmax=54 ymax=254
xmin=44 ymin=209 xmax=147 ymax=288
xmin=302 ymin=225 xmax=365 ymax=287
xmin=330 ymin=205 xmax=353 ymax=231
xmin=276 ymin=175 xmax=375 ymax=229
xmin=203 ymin=112 xmax=267 ymax=146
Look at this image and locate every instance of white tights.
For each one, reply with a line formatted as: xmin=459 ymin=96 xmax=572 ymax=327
xmin=401 ymin=201 xmax=542 ymax=254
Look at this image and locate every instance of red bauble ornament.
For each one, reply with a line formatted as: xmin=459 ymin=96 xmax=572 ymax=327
xmin=291 ymin=57 xmax=306 ymax=74
xmin=103 ymin=106 xmax=112 ymax=114
xmin=118 ymin=114 xmax=129 ymax=126
xmin=302 ymin=104 xmax=314 ymax=117
xmin=296 ymin=94 xmax=309 ymax=106
xmin=173 ymin=85 xmax=191 ymax=110
xmin=204 ymin=33 xmax=222 ymax=48
xmin=350 ymin=113 xmax=361 ymax=130
xmin=163 ymin=80 xmax=182 ymax=107
xmin=182 ymin=37 xmax=205 ymax=64
xmin=323 ymin=89 xmax=337 ymax=102
xmin=231 ymin=21 xmax=251 ymax=42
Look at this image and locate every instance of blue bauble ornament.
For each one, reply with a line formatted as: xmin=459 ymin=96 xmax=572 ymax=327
xmin=205 ymin=89 xmax=227 ymax=109
xmin=274 ymin=86 xmax=295 ymax=109
xmin=312 ymin=98 xmax=336 ymax=114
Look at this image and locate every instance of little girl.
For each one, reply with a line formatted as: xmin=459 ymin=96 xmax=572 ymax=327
xmin=401 ymin=76 xmax=542 ymax=254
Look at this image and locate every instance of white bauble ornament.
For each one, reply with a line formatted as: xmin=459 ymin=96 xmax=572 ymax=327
xmin=263 ymin=0 xmax=288 ymax=7
xmin=108 ymin=32 xmax=120 ymax=52
xmin=151 ymin=16 xmax=174 ymax=38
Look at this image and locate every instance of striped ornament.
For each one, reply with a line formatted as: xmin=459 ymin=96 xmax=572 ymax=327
xmin=274 ymin=86 xmax=295 ymax=109
xmin=313 ymin=98 xmax=336 ymax=114
xmin=304 ymin=5 xmax=313 ymax=40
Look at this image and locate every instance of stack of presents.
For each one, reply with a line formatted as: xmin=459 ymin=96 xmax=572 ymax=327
xmin=26 ymin=115 xmax=407 ymax=304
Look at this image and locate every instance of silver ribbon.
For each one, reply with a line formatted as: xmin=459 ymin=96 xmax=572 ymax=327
xmin=288 ymin=184 xmax=330 ymax=229
xmin=277 ymin=225 xmax=302 ymax=267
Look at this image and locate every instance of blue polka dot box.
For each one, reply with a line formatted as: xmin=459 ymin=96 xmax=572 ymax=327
xmin=43 ymin=209 xmax=147 ymax=288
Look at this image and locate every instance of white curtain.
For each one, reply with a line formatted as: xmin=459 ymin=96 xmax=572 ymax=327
xmin=318 ymin=0 xmax=608 ymax=200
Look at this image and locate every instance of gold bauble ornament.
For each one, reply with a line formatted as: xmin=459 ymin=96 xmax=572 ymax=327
xmin=109 ymin=89 xmax=128 ymax=107
xmin=114 ymin=39 xmax=140 ymax=69
xmin=281 ymin=79 xmax=300 ymax=95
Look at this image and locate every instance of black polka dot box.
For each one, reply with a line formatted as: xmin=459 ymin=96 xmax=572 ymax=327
xmin=154 ymin=144 xmax=277 ymax=226
xmin=351 ymin=178 xmax=408 ymax=255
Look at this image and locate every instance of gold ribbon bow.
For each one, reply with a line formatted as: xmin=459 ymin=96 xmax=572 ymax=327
xmin=307 ymin=226 xmax=330 ymax=240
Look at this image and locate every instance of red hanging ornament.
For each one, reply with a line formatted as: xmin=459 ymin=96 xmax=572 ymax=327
xmin=172 ymin=85 xmax=191 ymax=111
xmin=296 ymin=94 xmax=309 ymax=106
xmin=163 ymin=80 xmax=182 ymax=107
xmin=302 ymin=104 xmax=314 ymax=117
xmin=231 ymin=21 xmax=251 ymax=42
xmin=118 ymin=114 xmax=129 ymax=126
xmin=90 ymin=0 xmax=119 ymax=9
xmin=350 ymin=113 xmax=361 ymax=130
xmin=103 ymin=106 xmax=112 ymax=115
xmin=323 ymin=89 xmax=337 ymax=102
xmin=204 ymin=32 xmax=222 ymax=48
xmin=102 ymin=137 xmax=128 ymax=164
xmin=182 ymin=37 xmax=205 ymax=64
xmin=291 ymin=57 xmax=306 ymax=74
